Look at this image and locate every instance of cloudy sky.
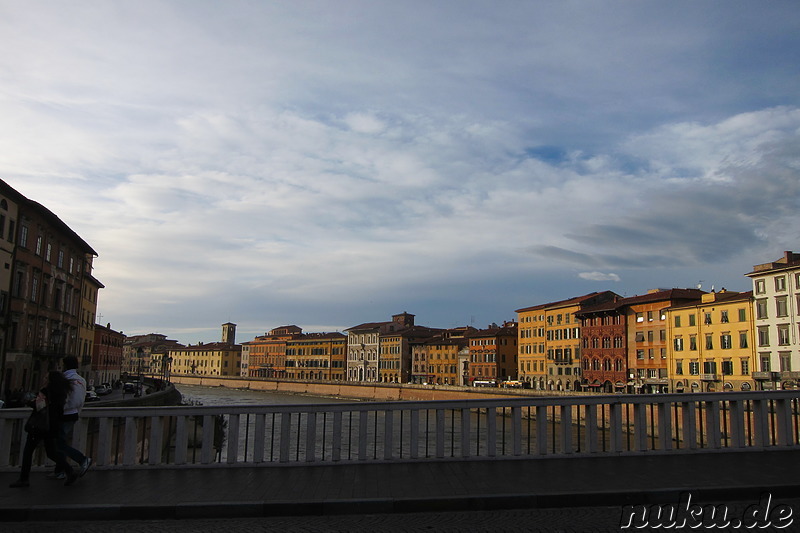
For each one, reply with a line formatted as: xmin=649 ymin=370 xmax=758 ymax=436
xmin=1 ymin=2 xmax=799 ymax=344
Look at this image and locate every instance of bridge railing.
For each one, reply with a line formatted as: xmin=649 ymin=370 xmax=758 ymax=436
xmin=2 ymin=391 xmax=799 ymax=470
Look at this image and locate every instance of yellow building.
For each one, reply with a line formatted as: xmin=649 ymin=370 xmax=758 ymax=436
xmin=78 ymin=255 xmax=104 ymax=376
xmin=170 ymin=342 xmax=242 ymax=376
xmin=285 ymin=332 xmax=346 ymax=381
xmin=516 ymin=304 xmax=547 ymax=389
xmin=668 ymin=289 xmax=755 ymax=393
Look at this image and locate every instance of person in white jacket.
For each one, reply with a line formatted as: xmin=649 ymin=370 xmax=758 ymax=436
xmin=52 ymin=356 xmax=91 ymax=479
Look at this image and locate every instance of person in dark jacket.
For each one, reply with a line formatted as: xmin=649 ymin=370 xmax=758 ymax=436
xmin=9 ymin=371 xmax=78 ymax=487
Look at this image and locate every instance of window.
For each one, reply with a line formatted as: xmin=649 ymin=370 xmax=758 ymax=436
xmin=776 ymin=297 xmax=788 ymax=317
xmin=20 ymin=225 xmax=28 ymax=247
xmin=755 ymin=279 xmax=766 ymax=294
xmin=758 ymin=327 xmax=770 ymax=347
xmin=635 ymin=332 xmax=645 ymax=342
xmin=703 ymin=361 xmax=717 ymax=374
xmin=720 ymin=334 xmax=732 ymax=349
xmin=689 ymin=361 xmax=700 ymax=375
xmin=647 ymin=331 xmax=654 ymax=342
xmin=739 ymin=331 xmax=749 ymax=349
xmin=760 ymin=354 xmax=770 ymax=372
xmin=705 ymin=334 xmax=713 ymax=350
xmin=738 ymin=308 xmax=747 ymax=322
xmin=720 ymin=310 xmax=729 ymax=323
xmin=756 ymin=299 xmax=768 ymax=320
xmin=57 ymin=250 xmax=64 ymax=269
xmin=675 ymin=361 xmax=683 ymax=375
xmin=778 ymin=325 xmax=790 ymax=346
xmin=614 ymin=336 xmax=623 ymax=348
xmin=647 ymin=311 xmax=654 ymax=322
xmin=636 ymin=312 xmax=644 ymax=323
xmin=780 ymin=352 xmax=792 ymax=372
xmin=775 ymin=276 xmax=787 ymax=292
xmin=741 ymin=358 xmax=749 ymax=375
xmin=704 ymin=312 xmax=712 ymax=325
xmin=689 ymin=336 xmax=697 ymax=351
xmin=636 ymin=349 xmax=644 ymax=360
xmin=674 ymin=315 xmax=681 ymax=328
xmin=674 ymin=337 xmax=684 ymax=351
xmin=46 ymin=243 xmax=52 ymax=262
xmin=35 ymin=236 xmax=42 ymax=256
xmin=689 ymin=314 xmax=696 ymax=327
xmin=722 ymin=361 xmax=734 ymax=376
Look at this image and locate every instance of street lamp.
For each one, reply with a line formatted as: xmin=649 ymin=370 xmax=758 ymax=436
xmin=136 ymin=347 xmax=144 ymax=397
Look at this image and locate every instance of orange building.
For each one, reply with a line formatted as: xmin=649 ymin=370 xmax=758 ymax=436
xmin=624 ymin=289 xmax=704 ymax=393
xmin=285 ymin=332 xmax=346 ymax=381
xmin=467 ymin=322 xmax=518 ymax=385
xmin=245 ymin=325 xmax=302 ymax=378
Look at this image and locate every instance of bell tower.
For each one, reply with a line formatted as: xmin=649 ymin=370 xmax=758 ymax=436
xmin=221 ymin=322 xmax=237 ymax=345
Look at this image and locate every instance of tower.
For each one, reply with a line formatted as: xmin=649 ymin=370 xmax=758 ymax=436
xmin=222 ymin=322 xmax=237 ymax=345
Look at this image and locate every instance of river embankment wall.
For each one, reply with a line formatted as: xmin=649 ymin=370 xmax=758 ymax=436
xmin=168 ymin=375 xmax=601 ymax=402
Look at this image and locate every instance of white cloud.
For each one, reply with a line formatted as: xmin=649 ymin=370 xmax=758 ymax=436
xmin=1 ymin=2 xmax=798 ymax=343
xmin=579 ymin=272 xmax=621 ymax=282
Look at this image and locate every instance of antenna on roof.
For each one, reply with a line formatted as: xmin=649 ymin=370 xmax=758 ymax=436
xmin=697 ymin=280 xmax=703 ymax=290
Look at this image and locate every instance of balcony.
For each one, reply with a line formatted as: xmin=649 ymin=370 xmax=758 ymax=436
xmin=701 ymin=373 xmax=718 ymax=381
xmin=752 ymin=371 xmax=775 ymax=380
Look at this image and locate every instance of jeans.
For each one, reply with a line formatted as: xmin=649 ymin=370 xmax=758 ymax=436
xmin=56 ymin=416 xmax=87 ymax=470
xmin=18 ymin=432 xmax=73 ymax=482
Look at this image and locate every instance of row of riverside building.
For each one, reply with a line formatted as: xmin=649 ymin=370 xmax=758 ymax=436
xmin=4 ymin=177 xmax=800 ymax=402
xmin=128 ymin=249 xmax=800 ymax=395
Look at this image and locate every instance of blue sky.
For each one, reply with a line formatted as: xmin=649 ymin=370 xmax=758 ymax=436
xmin=1 ymin=1 xmax=799 ymax=344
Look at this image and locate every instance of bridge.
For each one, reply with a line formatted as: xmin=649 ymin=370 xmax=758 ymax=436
xmin=2 ymin=390 xmax=800 ymax=526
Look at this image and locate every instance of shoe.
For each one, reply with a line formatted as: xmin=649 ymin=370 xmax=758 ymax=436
xmin=79 ymin=457 xmax=92 ymax=477
xmin=47 ymin=471 xmax=66 ymax=480
xmin=64 ymin=472 xmax=78 ymax=486
xmin=9 ymin=479 xmax=29 ymax=488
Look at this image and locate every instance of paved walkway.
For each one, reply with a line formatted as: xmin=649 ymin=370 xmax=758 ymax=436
xmin=2 ymin=450 xmax=799 ymax=527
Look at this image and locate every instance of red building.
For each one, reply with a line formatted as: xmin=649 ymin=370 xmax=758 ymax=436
xmin=576 ymin=298 xmax=627 ymax=392
xmin=92 ymin=322 xmax=124 ymax=386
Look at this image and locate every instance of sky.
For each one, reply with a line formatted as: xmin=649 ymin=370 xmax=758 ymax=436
xmin=1 ymin=1 xmax=799 ymax=345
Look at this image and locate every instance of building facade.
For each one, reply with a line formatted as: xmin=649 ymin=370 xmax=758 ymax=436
xmin=91 ymin=322 xmax=124 ymax=386
xmin=245 ymin=325 xmax=303 ymax=378
xmin=746 ymin=251 xmax=800 ymax=390
xmin=2 ymin=182 xmax=100 ymax=397
xmin=466 ymin=322 xmax=518 ymax=385
xmin=285 ymin=332 xmax=346 ymax=381
xmin=346 ymin=312 xmax=415 ymax=382
xmin=668 ymin=290 xmax=755 ymax=393
xmin=624 ymin=289 xmax=705 ymax=394
xmin=576 ymin=298 xmax=627 ymax=393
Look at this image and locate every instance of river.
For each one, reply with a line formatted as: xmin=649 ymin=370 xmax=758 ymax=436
xmin=175 ymin=383 xmax=353 ymax=406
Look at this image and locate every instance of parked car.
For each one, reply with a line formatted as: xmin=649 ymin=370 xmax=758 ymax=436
xmin=85 ymin=390 xmax=100 ymax=402
xmin=123 ymin=382 xmax=137 ymax=393
xmin=95 ymin=384 xmax=112 ymax=396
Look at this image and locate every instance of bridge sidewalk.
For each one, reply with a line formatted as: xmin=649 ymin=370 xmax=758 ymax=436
xmin=1 ymin=450 xmax=798 ymax=521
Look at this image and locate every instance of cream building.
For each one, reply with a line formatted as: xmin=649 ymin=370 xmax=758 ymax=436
xmin=746 ymin=251 xmax=800 ymax=390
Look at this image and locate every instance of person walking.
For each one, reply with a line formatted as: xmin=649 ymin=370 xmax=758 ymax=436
xmin=51 ymin=356 xmax=92 ymax=479
xmin=9 ymin=371 xmax=78 ymax=487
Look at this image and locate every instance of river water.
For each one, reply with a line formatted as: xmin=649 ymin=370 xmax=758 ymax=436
xmin=170 ymin=383 xmax=552 ymax=464
xmin=175 ymin=383 xmax=353 ymax=407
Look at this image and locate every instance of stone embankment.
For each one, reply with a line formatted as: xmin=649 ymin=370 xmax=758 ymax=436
xmin=168 ymin=375 xmax=600 ymax=402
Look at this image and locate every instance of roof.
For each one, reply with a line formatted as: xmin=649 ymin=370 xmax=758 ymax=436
xmin=618 ymin=288 xmax=706 ymax=307
xmin=669 ymin=290 xmax=753 ymax=310
xmin=182 ymin=342 xmax=242 ymax=352
xmin=747 ymin=251 xmax=800 ymax=276
xmin=516 ymin=291 xmax=619 ymax=313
